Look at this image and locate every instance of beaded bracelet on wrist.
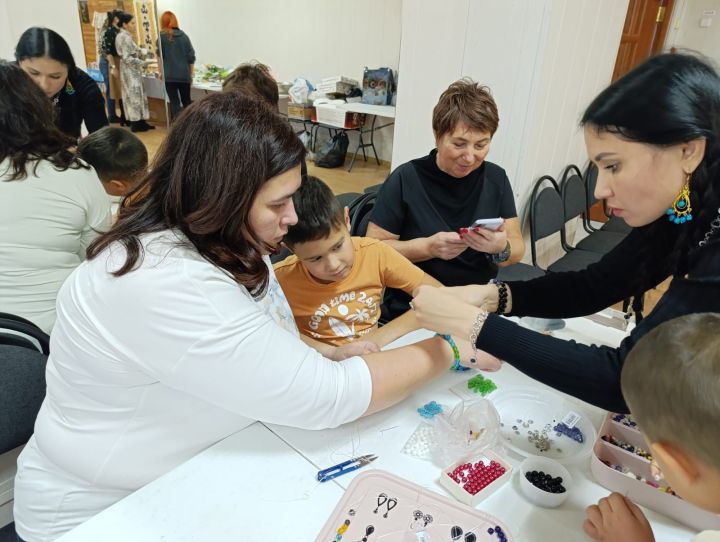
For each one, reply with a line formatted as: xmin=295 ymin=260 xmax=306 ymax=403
xmin=436 ymin=333 xmax=470 ymax=372
xmin=489 ymin=278 xmax=508 ymax=315
xmin=469 ymin=310 xmax=490 ymax=363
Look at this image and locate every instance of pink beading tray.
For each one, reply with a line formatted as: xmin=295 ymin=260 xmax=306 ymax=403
xmin=315 ymin=469 xmax=513 ymax=542
xmin=591 ymin=413 xmax=720 ymax=531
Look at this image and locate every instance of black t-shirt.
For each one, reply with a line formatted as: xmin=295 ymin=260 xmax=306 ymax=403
xmin=54 ymin=67 xmax=109 ymax=139
xmin=371 ymin=149 xmax=517 ymax=318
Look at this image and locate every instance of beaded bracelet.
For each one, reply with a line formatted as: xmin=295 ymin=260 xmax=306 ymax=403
xmin=489 ymin=279 xmax=508 ymax=315
xmin=436 ymin=333 xmax=470 ymax=372
xmin=469 ymin=310 xmax=489 ymax=363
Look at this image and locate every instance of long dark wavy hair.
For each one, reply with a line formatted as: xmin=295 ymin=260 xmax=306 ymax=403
xmin=582 ymin=53 xmax=720 ymax=280
xmin=0 ymin=60 xmax=81 ymax=180
xmin=86 ymin=92 xmax=305 ymax=297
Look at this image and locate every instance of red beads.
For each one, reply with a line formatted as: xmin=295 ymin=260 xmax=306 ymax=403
xmin=448 ymin=460 xmax=506 ymax=495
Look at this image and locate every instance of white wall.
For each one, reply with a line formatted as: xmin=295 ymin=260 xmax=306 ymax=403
xmin=157 ymin=0 xmax=402 ymax=162
xmin=666 ymin=0 xmax=720 ymax=67
xmin=0 ymin=0 xmax=85 ymax=68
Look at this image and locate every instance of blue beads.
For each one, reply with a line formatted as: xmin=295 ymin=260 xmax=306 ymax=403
xmin=417 ymin=401 xmax=443 ymax=419
xmin=666 ymin=208 xmax=674 ymax=215
xmin=677 ymin=199 xmax=686 ymax=208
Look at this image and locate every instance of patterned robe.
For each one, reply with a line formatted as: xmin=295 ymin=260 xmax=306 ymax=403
xmin=115 ymin=29 xmax=149 ymax=121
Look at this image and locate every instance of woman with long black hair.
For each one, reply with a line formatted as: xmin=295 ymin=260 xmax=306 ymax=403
xmin=15 ymin=27 xmax=108 ymax=138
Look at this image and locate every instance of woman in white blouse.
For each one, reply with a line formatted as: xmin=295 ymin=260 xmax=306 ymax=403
xmin=13 ymin=92 xmax=497 ymax=542
xmin=0 ymin=61 xmax=110 ymax=334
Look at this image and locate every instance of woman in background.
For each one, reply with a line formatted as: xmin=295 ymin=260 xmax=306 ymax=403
xmin=0 ymin=61 xmax=110 ymax=333
xmin=99 ymin=10 xmax=125 ymax=124
xmin=15 ymin=27 xmax=108 ymax=138
xmin=115 ymin=12 xmax=154 ymax=132
xmin=158 ymin=10 xmax=196 ymax=121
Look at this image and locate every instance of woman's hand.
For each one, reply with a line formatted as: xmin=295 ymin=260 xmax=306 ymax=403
xmin=460 ymin=223 xmax=508 ymax=254
xmin=430 ymin=284 xmax=499 ymax=309
xmin=411 ymin=285 xmax=479 ymax=339
xmin=453 ymin=336 xmax=502 ymax=371
xmin=425 ymin=231 xmax=468 ymax=260
xmin=332 ymin=340 xmax=380 ymax=361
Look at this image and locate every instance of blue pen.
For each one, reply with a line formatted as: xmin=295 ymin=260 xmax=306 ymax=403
xmin=317 ymin=454 xmax=378 ymax=482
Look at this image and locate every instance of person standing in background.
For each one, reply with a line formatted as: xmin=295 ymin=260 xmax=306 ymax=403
xmin=115 ymin=12 xmax=154 ymax=133
xmin=100 ymin=10 xmax=125 ymax=124
xmin=158 ymin=11 xmax=196 ymax=121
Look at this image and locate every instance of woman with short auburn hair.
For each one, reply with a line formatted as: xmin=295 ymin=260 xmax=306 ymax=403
xmin=367 ymin=78 xmax=525 ymax=321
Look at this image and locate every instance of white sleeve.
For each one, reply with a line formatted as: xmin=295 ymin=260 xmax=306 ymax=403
xmin=159 ymin=311 xmax=373 ymax=429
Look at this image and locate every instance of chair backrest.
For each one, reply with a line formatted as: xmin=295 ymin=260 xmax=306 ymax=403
xmin=529 ymin=175 xmax=564 ymax=267
xmin=0 ymin=313 xmax=50 ymax=355
xmin=0 ymin=345 xmax=47 ymax=453
xmin=348 ymin=192 xmax=378 ymax=236
xmin=584 ymin=162 xmax=599 ymax=207
xmin=335 ymin=192 xmax=362 ymax=209
xmin=560 ymin=164 xmax=586 ymax=249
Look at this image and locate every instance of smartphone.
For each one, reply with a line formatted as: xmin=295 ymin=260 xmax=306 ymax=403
xmin=470 ymin=217 xmax=504 ymax=231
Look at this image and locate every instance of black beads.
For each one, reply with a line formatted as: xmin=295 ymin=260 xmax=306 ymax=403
xmin=525 ymin=470 xmax=566 ymax=493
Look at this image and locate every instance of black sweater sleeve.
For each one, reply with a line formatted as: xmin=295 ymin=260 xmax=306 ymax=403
xmin=477 ymin=238 xmax=720 ymax=413
xmin=478 ymin=314 xmax=628 ymax=412
xmin=507 ymin=227 xmax=674 ymax=319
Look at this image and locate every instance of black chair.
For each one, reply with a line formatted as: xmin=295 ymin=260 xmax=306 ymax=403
xmin=528 ymin=176 xmax=602 ymax=272
xmin=335 ymin=192 xmax=362 ymax=208
xmin=584 ymin=163 xmax=632 ymax=234
xmin=348 ymin=192 xmax=378 ymax=236
xmin=560 ymin=165 xmax=626 ymax=254
xmin=363 ymin=183 xmax=383 ymax=194
xmin=0 ymin=313 xmax=50 ymax=355
xmin=0 ymin=345 xmax=47 ymax=454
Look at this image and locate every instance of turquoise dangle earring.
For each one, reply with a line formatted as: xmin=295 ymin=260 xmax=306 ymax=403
xmin=666 ymin=173 xmax=692 ymax=224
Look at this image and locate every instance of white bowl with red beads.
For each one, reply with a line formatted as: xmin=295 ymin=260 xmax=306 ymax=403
xmin=439 ymin=450 xmax=513 ymax=506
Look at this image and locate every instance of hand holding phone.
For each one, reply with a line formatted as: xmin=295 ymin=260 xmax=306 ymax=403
xmin=468 ymin=217 xmax=504 ymax=231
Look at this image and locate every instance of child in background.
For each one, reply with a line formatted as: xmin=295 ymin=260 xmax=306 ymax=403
xmin=583 ymin=313 xmax=720 ymax=542
xmin=274 ymin=176 xmax=442 ymax=349
xmin=77 ymin=126 xmax=148 ymax=197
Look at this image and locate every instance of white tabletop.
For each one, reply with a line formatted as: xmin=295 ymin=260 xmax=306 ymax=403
xmin=55 ymin=423 xmax=344 ymax=542
xmin=336 ymin=102 xmax=396 ymax=118
xmin=266 ymin=319 xmax=695 ymax=542
xmin=56 ymin=318 xmax=696 ymax=542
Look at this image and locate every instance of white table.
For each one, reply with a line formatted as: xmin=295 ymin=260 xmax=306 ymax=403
xmin=337 ymin=103 xmax=396 ymax=119
xmin=56 ymin=423 xmax=344 ymax=542
xmin=56 ymin=317 xmax=697 ymax=541
xmin=265 ymin=319 xmax=695 ymax=541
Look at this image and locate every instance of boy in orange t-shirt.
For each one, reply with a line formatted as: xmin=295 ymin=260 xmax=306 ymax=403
xmin=274 ymin=176 xmax=442 ymax=348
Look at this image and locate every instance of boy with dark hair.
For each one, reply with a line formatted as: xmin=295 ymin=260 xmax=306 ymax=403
xmin=274 ymin=176 xmax=442 ymax=348
xmin=77 ymin=126 xmax=148 ymax=196
xmin=584 ymin=313 xmax=720 ymax=542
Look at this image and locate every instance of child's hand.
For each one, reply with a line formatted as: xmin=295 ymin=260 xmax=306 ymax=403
xmin=584 ymin=493 xmax=655 ymax=542
xmin=332 ymin=341 xmax=380 ymax=361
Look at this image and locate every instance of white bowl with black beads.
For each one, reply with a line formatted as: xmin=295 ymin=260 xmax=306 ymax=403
xmin=518 ymin=456 xmax=573 ymax=508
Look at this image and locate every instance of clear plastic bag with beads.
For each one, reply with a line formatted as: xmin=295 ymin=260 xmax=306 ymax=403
xmin=402 ymin=400 xmax=503 ymax=467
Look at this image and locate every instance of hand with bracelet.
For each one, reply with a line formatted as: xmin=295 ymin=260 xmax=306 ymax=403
xmin=410 ymin=283 xmax=508 ymax=372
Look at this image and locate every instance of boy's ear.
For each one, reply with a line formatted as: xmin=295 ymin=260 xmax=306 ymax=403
xmin=104 ymin=179 xmax=133 ymax=197
xmin=650 ymin=440 xmax=701 ymax=486
xmin=344 ymin=206 xmax=351 ymax=230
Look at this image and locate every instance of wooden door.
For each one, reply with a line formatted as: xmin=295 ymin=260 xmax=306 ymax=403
xmin=612 ymin=0 xmax=675 ymax=82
